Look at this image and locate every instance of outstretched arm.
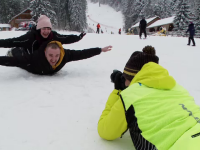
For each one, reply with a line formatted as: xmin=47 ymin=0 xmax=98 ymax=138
xmin=54 ymin=31 xmax=86 ymax=44
xmin=98 ymin=90 xmax=128 ymax=140
xmin=65 ymin=46 xmax=112 ymax=62
xmin=0 ymin=55 xmax=30 ymax=67
xmin=0 ymin=32 xmax=32 ymax=48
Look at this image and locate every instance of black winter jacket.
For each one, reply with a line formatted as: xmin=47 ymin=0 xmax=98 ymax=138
xmin=139 ymin=19 xmax=147 ymax=29
xmin=186 ymin=23 xmax=195 ymax=37
xmin=0 ymin=27 xmax=81 ymax=54
xmin=0 ymin=41 xmax=101 ymax=75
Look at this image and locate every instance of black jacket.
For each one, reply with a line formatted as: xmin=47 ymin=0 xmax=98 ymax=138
xmin=139 ymin=19 xmax=147 ymax=29
xmin=0 ymin=41 xmax=102 ymax=75
xmin=0 ymin=26 xmax=81 ymax=54
xmin=186 ymin=23 xmax=195 ymax=37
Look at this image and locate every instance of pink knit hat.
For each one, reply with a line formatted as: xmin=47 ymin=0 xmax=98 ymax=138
xmin=36 ymin=15 xmax=52 ymax=30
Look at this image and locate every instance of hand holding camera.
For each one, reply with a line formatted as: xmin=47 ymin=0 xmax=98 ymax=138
xmin=110 ymin=70 xmax=126 ymax=90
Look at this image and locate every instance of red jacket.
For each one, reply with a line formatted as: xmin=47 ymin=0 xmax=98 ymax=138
xmin=97 ymin=24 xmax=100 ymax=28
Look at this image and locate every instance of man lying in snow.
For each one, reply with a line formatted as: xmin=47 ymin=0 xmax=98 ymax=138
xmin=0 ymin=40 xmax=112 ymax=75
xmin=98 ymin=46 xmax=200 ymax=150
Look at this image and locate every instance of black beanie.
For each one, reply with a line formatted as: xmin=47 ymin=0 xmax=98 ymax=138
xmin=123 ymin=46 xmax=159 ymax=81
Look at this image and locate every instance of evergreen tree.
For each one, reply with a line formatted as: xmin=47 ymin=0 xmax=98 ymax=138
xmin=91 ymin=0 xmax=98 ymax=3
xmin=160 ymin=0 xmax=173 ymax=18
xmin=7 ymin=0 xmax=21 ymax=21
xmin=122 ymin=0 xmax=137 ymax=31
xmin=194 ymin=1 xmax=200 ymax=37
xmin=68 ymin=0 xmax=87 ymax=32
xmin=170 ymin=0 xmax=179 ymax=12
xmin=143 ymin=0 xmax=154 ymax=18
xmin=29 ymin=0 xmax=57 ymax=26
xmin=20 ymin=0 xmax=32 ymax=12
xmin=153 ymin=3 xmax=162 ymax=18
xmin=173 ymin=0 xmax=191 ymax=36
xmin=0 ymin=0 xmax=10 ymax=23
xmin=0 ymin=0 xmax=21 ymax=23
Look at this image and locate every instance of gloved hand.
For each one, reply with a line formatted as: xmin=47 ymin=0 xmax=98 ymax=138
xmin=110 ymin=70 xmax=126 ymax=90
xmin=79 ymin=32 xmax=86 ymax=39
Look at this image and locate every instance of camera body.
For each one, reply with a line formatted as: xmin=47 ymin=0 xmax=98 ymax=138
xmin=110 ymin=70 xmax=126 ymax=90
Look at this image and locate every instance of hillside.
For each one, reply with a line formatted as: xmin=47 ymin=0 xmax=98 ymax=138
xmin=87 ymin=0 xmax=124 ymax=34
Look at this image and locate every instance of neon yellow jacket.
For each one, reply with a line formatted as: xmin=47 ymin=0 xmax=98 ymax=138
xmin=98 ymin=62 xmax=200 ymax=149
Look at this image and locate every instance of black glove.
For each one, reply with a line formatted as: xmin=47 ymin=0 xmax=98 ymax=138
xmin=79 ymin=32 xmax=86 ymax=39
xmin=110 ymin=70 xmax=126 ymax=90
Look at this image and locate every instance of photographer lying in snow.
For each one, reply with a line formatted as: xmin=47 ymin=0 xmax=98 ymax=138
xmin=98 ymin=46 xmax=200 ymax=150
xmin=0 ymin=40 xmax=112 ymax=75
xmin=0 ymin=15 xmax=86 ymax=57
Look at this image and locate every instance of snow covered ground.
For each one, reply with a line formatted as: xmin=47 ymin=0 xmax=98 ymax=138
xmin=0 ymin=31 xmax=200 ymax=150
xmin=87 ymin=0 xmax=124 ymax=34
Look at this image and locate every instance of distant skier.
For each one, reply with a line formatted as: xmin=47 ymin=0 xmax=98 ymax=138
xmin=96 ymin=23 xmax=100 ymax=34
xmin=186 ymin=22 xmax=196 ymax=46
xmin=119 ymin=28 xmax=121 ymax=35
xmin=139 ymin=17 xmax=147 ymax=39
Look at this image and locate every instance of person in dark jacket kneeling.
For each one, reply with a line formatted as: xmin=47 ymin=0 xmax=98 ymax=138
xmin=0 ymin=15 xmax=86 ymax=57
xmin=186 ymin=22 xmax=196 ymax=46
xmin=98 ymin=46 xmax=200 ymax=150
xmin=0 ymin=40 xmax=112 ymax=75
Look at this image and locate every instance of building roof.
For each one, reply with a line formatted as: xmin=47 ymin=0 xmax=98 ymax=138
xmin=8 ymin=8 xmax=31 ymax=23
xmin=147 ymin=16 xmax=175 ymax=28
xmin=131 ymin=16 xmax=159 ymax=28
xmin=0 ymin=24 xmax=11 ymax=28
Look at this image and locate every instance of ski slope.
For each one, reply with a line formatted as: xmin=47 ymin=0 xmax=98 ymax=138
xmin=0 ymin=30 xmax=200 ymax=150
xmin=87 ymin=0 xmax=124 ymax=34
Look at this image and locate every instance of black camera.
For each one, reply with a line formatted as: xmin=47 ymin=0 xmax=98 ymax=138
xmin=110 ymin=70 xmax=126 ymax=90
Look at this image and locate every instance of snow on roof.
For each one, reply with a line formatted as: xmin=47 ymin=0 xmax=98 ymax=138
xmin=131 ymin=16 xmax=158 ymax=28
xmin=8 ymin=8 xmax=31 ymax=23
xmin=147 ymin=16 xmax=175 ymax=28
xmin=0 ymin=24 xmax=11 ymax=28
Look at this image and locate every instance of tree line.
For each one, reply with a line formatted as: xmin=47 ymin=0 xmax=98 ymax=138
xmin=0 ymin=0 xmax=199 ymax=34
xmin=0 ymin=0 xmax=87 ymax=32
xmin=91 ymin=0 xmax=200 ymax=34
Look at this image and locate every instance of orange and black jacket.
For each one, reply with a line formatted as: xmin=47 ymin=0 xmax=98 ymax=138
xmin=0 ymin=26 xmax=81 ymax=54
xmin=0 ymin=40 xmax=101 ymax=75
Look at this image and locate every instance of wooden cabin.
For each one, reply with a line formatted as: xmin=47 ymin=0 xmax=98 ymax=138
xmin=130 ymin=16 xmax=160 ymax=34
xmin=147 ymin=16 xmax=175 ymax=32
xmin=9 ymin=8 xmax=32 ymax=28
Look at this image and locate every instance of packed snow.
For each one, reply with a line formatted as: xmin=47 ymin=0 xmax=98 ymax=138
xmin=0 ymin=30 xmax=199 ymax=150
xmin=0 ymin=1 xmax=200 ymax=149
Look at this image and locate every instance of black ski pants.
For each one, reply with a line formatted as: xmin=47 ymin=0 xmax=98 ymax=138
xmin=139 ymin=29 xmax=147 ymax=38
xmin=188 ymin=36 xmax=196 ymax=46
xmin=96 ymin=28 xmax=100 ymax=34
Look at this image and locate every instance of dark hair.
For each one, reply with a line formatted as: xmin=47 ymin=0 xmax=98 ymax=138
xmin=142 ymin=45 xmax=156 ymax=55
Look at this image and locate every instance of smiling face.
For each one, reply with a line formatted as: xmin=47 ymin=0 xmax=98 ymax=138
xmin=45 ymin=44 xmax=61 ymax=67
xmin=40 ymin=27 xmax=51 ymax=38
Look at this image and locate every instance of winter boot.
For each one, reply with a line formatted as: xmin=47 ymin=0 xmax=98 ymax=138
xmin=6 ymin=49 xmax=13 ymax=57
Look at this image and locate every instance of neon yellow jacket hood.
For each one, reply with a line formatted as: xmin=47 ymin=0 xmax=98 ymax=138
xmin=130 ymin=62 xmax=176 ymax=90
